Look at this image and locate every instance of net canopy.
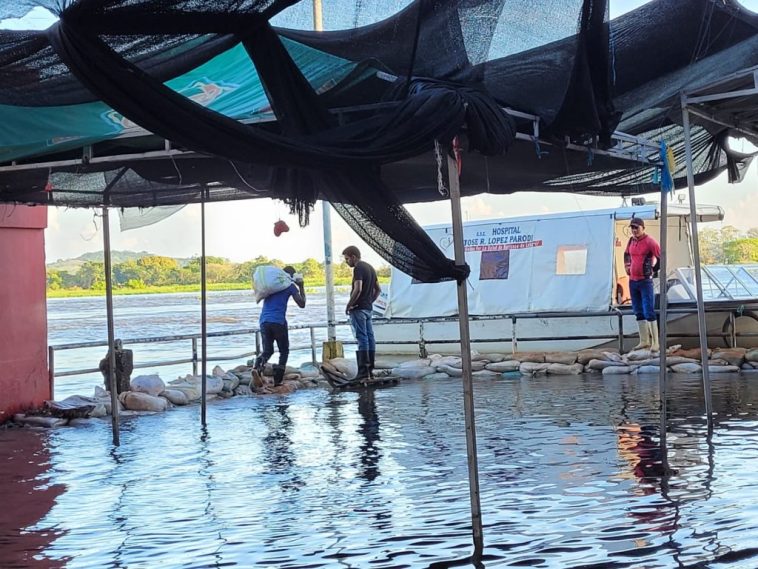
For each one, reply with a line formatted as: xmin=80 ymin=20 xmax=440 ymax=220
xmin=1 ymin=0 xmax=758 ymax=282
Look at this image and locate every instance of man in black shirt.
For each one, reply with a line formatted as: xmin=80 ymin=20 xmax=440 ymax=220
xmin=343 ymin=245 xmax=381 ymax=380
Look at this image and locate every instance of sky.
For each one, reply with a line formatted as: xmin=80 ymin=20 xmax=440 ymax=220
xmin=3 ymin=1 xmax=758 ymax=267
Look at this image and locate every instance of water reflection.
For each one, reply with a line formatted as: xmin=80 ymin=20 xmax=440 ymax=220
xmin=2 ymin=374 xmax=758 ymax=568
xmin=0 ymin=430 xmax=68 ymax=568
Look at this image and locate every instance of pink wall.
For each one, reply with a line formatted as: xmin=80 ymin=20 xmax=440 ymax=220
xmin=0 ymin=205 xmax=49 ymax=422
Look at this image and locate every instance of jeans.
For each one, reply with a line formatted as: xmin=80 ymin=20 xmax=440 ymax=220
xmin=630 ymin=278 xmax=655 ymax=321
xmin=349 ymin=309 xmax=375 ymax=351
xmin=258 ymin=322 xmax=289 ymax=366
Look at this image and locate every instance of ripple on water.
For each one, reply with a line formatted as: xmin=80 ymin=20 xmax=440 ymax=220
xmin=2 ymin=374 xmax=758 ymax=568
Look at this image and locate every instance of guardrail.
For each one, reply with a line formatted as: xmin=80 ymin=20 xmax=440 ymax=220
xmin=49 ymin=305 xmax=758 ymax=391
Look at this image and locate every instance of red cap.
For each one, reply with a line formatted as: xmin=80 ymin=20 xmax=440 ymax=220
xmin=273 ymin=220 xmax=289 ymax=237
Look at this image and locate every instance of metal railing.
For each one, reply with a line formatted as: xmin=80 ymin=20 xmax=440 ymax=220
xmin=49 ymin=305 xmax=758 ymax=390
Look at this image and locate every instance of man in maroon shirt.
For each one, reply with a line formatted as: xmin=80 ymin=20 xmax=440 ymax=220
xmin=624 ymin=217 xmax=661 ymax=352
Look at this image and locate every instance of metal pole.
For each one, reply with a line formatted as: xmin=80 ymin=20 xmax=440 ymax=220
xmin=658 ymin=186 xmax=669 ymax=416
xmin=191 ymin=337 xmax=198 ymax=376
xmin=447 ymin=152 xmax=484 ymax=561
xmin=48 ymin=346 xmax=55 ymax=399
xmin=312 ymin=1 xmax=337 ymax=343
xmin=681 ymin=96 xmax=713 ymax=420
xmin=102 ymin=207 xmax=120 ymax=446
xmin=310 ymin=326 xmax=317 ymax=364
xmin=200 ymin=201 xmax=208 ymax=427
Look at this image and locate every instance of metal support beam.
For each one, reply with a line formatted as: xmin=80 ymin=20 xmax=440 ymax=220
xmin=323 ymin=202 xmax=337 ymax=342
xmin=102 ymin=207 xmax=121 ymax=446
xmin=447 ymin=151 xmax=484 ymax=562
xmin=200 ymin=200 xmax=208 ymax=427
xmin=681 ymin=98 xmax=713 ymax=422
xmin=658 ymin=182 xmax=668 ymax=419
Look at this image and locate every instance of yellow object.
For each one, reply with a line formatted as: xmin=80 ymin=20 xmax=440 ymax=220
xmin=322 ymin=340 xmax=344 ymax=361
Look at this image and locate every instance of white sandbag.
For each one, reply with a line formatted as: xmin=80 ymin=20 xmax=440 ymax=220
xmin=544 ymin=352 xmax=578 ymax=365
xmin=441 ymin=359 xmax=487 ymax=371
xmin=373 ymin=358 xmax=396 ymax=370
xmin=391 ymin=366 xmax=437 ymax=379
xmin=234 ymin=385 xmax=254 ymax=396
xmin=486 ymin=361 xmax=521 ymax=373
xmin=119 ymin=391 xmax=169 ymax=412
xmin=252 ymin=265 xmax=294 ymax=303
xmin=602 ymin=365 xmax=635 ymax=375
xmin=166 ymin=383 xmax=201 ymax=401
xmin=626 ymin=349 xmax=654 ymax=361
xmin=222 ymin=376 xmax=240 ymax=392
xmin=429 ymin=354 xmax=463 ymax=367
xmin=397 ymin=358 xmax=432 ymax=368
xmin=671 ymin=363 xmax=702 ymax=374
xmin=519 ymin=362 xmax=550 ymax=375
xmin=424 ymin=372 xmax=451 ymax=380
xmin=546 ymin=363 xmax=583 ymax=375
xmin=636 ymin=365 xmax=661 ymax=375
xmin=586 ymin=359 xmax=627 ymax=370
xmin=436 ymin=365 xmax=463 ymax=376
xmin=479 ymin=353 xmax=507 ymax=363
xmin=297 ymin=366 xmax=320 ymax=378
xmin=602 ymin=351 xmax=624 ymax=362
xmin=472 ymin=370 xmax=501 ymax=379
xmin=708 ymin=365 xmax=741 ymax=374
xmin=746 ymin=348 xmax=758 ymax=362
xmin=635 ymin=356 xmax=698 ymax=367
xmin=130 ymin=374 xmax=165 ymax=396
xmin=328 ymin=358 xmax=358 ymax=377
xmin=161 ymin=389 xmax=189 ymax=406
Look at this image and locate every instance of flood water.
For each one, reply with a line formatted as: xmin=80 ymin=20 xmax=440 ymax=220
xmin=2 ymin=372 xmax=758 ymax=568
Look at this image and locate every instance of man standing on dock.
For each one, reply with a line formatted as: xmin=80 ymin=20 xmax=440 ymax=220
xmin=343 ymin=246 xmax=381 ymax=380
xmin=253 ymin=266 xmax=306 ymax=387
xmin=624 ymin=217 xmax=661 ymax=352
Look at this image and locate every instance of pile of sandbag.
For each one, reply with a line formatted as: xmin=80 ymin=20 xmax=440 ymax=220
xmin=14 ymin=362 xmax=325 ymax=428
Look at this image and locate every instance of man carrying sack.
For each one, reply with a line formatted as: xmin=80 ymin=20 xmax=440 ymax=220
xmin=252 ymin=266 xmax=306 ymax=386
xmin=624 ymin=217 xmax=661 ymax=352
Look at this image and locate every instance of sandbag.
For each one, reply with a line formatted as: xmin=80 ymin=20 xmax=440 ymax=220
xmin=545 ymin=352 xmax=578 ymax=365
xmin=602 ymin=365 xmax=635 ymax=375
xmin=546 ymin=363 xmax=583 ymax=375
xmin=397 ymin=358 xmax=432 ymax=368
xmin=746 ymin=348 xmax=758 ymax=362
xmin=436 ymin=364 xmax=463 ymax=376
xmin=479 ymin=353 xmax=507 ymax=363
xmin=440 ymin=359 xmax=487 ymax=371
xmin=391 ymin=366 xmax=437 ymax=379
xmin=636 ymin=365 xmax=661 ymax=374
xmin=586 ymin=359 xmax=627 ymax=371
xmin=671 ymin=363 xmax=702 ymax=374
xmin=119 ymin=391 xmax=169 ymax=412
xmin=513 ymin=352 xmax=545 ymax=363
xmin=472 ymin=370 xmax=501 ymax=379
xmin=485 ymin=361 xmax=521 ymax=373
xmin=577 ymin=349 xmax=607 ymax=365
xmin=626 ymin=349 xmax=654 ymax=362
xmin=130 ymin=374 xmax=166 ymax=396
xmin=328 ymin=358 xmax=358 ymax=377
xmin=161 ymin=389 xmax=189 ymax=405
xmin=520 ymin=362 xmax=550 ymax=375
xmin=424 ymin=372 xmax=451 ymax=380
xmin=429 ymin=355 xmax=463 ymax=367
xmin=14 ymin=414 xmax=68 ymax=428
xmin=252 ymin=265 xmax=293 ymax=303
xmin=708 ymin=365 xmax=741 ymax=374
xmin=711 ymin=349 xmax=746 ymax=367
xmin=602 ymin=351 xmax=624 ymax=362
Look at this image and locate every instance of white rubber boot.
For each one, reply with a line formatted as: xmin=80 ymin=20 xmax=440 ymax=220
xmin=633 ymin=320 xmax=651 ymax=350
xmin=649 ymin=320 xmax=660 ymax=353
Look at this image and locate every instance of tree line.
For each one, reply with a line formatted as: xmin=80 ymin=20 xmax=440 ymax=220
xmin=698 ymin=226 xmax=758 ymax=264
xmin=46 ymin=255 xmax=391 ymax=291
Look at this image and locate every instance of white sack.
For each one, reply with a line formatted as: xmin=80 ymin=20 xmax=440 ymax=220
xmin=253 ymin=265 xmax=293 ymax=303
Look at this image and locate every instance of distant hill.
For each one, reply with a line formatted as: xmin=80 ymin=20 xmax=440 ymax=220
xmin=47 ymin=250 xmax=192 ymax=273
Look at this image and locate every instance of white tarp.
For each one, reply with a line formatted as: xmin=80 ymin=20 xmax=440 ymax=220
xmin=385 ymin=210 xmax=617 ymax=318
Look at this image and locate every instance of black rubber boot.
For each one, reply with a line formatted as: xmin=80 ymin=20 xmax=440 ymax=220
xmin=273 ymin=365 xmax=285 ymax=387
xmin=368 ymin=350 xmax=376 ymax=378
xmin=355 ymin=350 xmax=371 ymax=381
